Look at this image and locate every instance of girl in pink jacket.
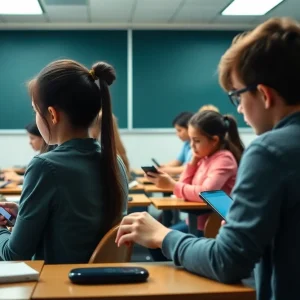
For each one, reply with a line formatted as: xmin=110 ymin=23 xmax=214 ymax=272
xmin=147 ymin=110 xmax=244 ymax=235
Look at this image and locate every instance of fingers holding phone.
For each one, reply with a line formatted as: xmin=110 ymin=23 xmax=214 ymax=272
xmin=142 ymin=166 xmax=176 ymax=190
xmin=0 ymin=202 xmax=18 ymax=227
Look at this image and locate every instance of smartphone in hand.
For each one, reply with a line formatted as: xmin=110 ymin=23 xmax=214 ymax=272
xmin=141 ymin=166 xmax=159 ymax=177
xmin=151 ymin=158 xmax=161 ymax=168
xmin=199 ymin=190 xmax=233 ymax=221
xmin=0 ymin=207 xmax=16 ymax=226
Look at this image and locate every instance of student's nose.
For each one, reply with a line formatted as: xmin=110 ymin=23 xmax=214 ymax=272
xmin=237 ymin=103 xmax=243 ymax=114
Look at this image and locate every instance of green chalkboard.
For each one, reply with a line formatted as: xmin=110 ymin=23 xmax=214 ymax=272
xmin=0 ymin=30 xmax=127 ymax=129
xmin=133 ymin=30 xmax=247 ymax=128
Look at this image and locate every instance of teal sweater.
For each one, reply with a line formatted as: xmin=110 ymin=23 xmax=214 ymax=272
xmin=162 ymin=112 xmax=300 ymax=300
xmin=0 ymin=138 xmax=128 ymax=264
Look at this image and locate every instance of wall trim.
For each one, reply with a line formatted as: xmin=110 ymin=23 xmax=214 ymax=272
xmin=127 ymin=29 xmax=133 ymax=130
xmin=0 ymin=127 xmax=254 ymax=135
xmin=0 ymin=23 xmax=254 ymax=31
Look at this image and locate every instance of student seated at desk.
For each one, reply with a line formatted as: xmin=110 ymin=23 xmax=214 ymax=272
xmin=2 ymin=122 xmax=48 ymax=185
xmin=116 ymin=18 xmax=300 ymax=300
xmin=0 ymin=59 xmax=128 ymax=264
xmin=159 ymin=112 xmax=193 ymax=176
xmin=147 ymin=111 xmax=243 ymax=261
xmin=90 ymin=111 xmax=130 ymax=180
xmin=199 ymin=104 xmax=220 ymax=113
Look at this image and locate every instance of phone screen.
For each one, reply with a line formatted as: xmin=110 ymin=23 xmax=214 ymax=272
xmin=0 ymin=207 xmax=15 ymax=225
xmin=199 ymin=190 xmax=233 ymax=220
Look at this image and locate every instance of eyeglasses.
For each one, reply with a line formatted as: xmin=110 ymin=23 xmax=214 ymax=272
xmin=228 ymin=84 xmax=257 ymax=107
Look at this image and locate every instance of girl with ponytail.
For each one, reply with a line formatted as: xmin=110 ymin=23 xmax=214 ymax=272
xmin=0 ymin=59 xmax=128 ymax=264
xmin=146 ymin=110 xmax=244 ymax=241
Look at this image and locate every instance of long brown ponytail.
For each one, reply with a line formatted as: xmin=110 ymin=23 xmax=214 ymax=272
xmin=92 ymin=62 xmax=123 ymax=227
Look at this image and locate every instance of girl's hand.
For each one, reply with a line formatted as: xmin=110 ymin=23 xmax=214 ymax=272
xmin=145 ymin=171 xmax=176 ymax=190
xmin=190 ymin=154 xmax=201 ymax=166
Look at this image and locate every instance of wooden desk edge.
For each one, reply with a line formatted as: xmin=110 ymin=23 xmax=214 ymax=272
xmin=150 ymin=198 xmax=208 ymax=210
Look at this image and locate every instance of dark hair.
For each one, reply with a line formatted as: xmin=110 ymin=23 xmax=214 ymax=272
xmin=189 ymin=111 xmax=244 ymax=164
xmin=28 ymin=59 xmax=123 ymax=228
xmin=25 ymin=121 xmax=41 ymax=137
xmin=172 ymin=112 xmax=194 ymax=128
xmin=219 ymin=18 xmax=300 ymax=105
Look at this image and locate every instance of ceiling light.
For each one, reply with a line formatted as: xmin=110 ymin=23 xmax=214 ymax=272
xmin=0 ymin=0 xmax=43 ymax=15
xmin=222 ymin=0 xmax=284 ymax=16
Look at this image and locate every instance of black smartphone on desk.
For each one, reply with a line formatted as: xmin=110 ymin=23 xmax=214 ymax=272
xmin=199 ymin=190 xmax=233 ymax=221
xmin=69 ymin=267 xmax=149 ymax=284
xmin=141 ymin=166 xmax=159 ymax=177
xmin=151 ymin=158 xmax=161 ymax=168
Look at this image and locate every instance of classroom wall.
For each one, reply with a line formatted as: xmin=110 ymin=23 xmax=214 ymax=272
xmin=0 ymin=130 xmax=256 ymax=170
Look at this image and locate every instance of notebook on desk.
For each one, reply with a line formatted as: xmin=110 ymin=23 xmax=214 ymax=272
xmin=0 ymin=262 xmax=39 ymax=283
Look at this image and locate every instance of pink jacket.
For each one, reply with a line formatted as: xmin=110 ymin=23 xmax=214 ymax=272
xmin=174 ymin=150 xmax=238 ymax=230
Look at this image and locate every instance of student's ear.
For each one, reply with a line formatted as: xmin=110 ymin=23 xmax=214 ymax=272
xmin=212 ymin=135 xmax=220 ymax=146
xmin=257 ymin=84 xmax=274 ymax=109
xmin=48 ymin=106 xmax=59 ymax=125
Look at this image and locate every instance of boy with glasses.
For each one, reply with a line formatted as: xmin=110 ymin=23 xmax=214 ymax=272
xmin=116 ymin=18 xmax=300 ymax=300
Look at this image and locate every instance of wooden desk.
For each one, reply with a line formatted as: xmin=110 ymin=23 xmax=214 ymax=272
xmin=150 ymin=197 xmax=208 ymax=210
xmin=0 ymin=186 xmax=22 ymax=195
xmin=0 ymin=261 xmax=44 ymax=300
xmin=129 ymin=184 xmax=145 ymax=193
xmin=32 ymin=262 xmax=255 ymax=300
xmin=137 ymin=177 xmax=178 ymax=185
xmin=151 ymin=197 xmax=210 ymax=236
xmin=127 ymin=194 xmax=151 ymax=208
xmin=0 ymin=183 xmax=145 ymax=195
xmin=144 ymin=185 xmax=173 ymax=194
xmin=0 ymin=168 xmax=25 ymax=175
xmin=136 ymin=177 xmax=153 ymax=185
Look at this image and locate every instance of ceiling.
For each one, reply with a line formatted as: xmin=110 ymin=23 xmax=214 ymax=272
xmin=0 ymin=0 xmax=297 ymax=29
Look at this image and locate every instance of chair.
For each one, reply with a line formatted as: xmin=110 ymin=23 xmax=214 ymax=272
xmin=89 ymin=225 xmax=133 ymax=263
xmin=204 ymin=212 xmax=222 ymax=238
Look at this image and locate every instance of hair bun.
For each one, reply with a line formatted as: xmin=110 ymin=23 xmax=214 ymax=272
xmin=92 ymin=62 xmax=116 ymax=86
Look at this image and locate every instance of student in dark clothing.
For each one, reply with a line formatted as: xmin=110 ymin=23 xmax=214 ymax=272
xmin=1 ymin=121 xmax=54 ymax=184
xmin=116 ymin=18 xmax=300 ymax=300
xmin=0 ymin=60 xmax=128 ymax=264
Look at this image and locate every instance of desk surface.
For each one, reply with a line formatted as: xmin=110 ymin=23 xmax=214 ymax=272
xmin=136 ymin=177 xmax=153 ymax=184
xmin=144 ymin=185 xmax=173 ymax=194
xmin=128 ymin=194 xmax=151 ymax=207
xmin=151 ymin=197 xmax=208 ymax=210
xmin=32 ymin=262 xmax=254 ymax=300
xmin=0 ymin=186 xmax=22 ymax=195
xmin=129 ymin=184 xmax=145 ymax=192
xmin=0 ymin=261 xmax=44 ymax=300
